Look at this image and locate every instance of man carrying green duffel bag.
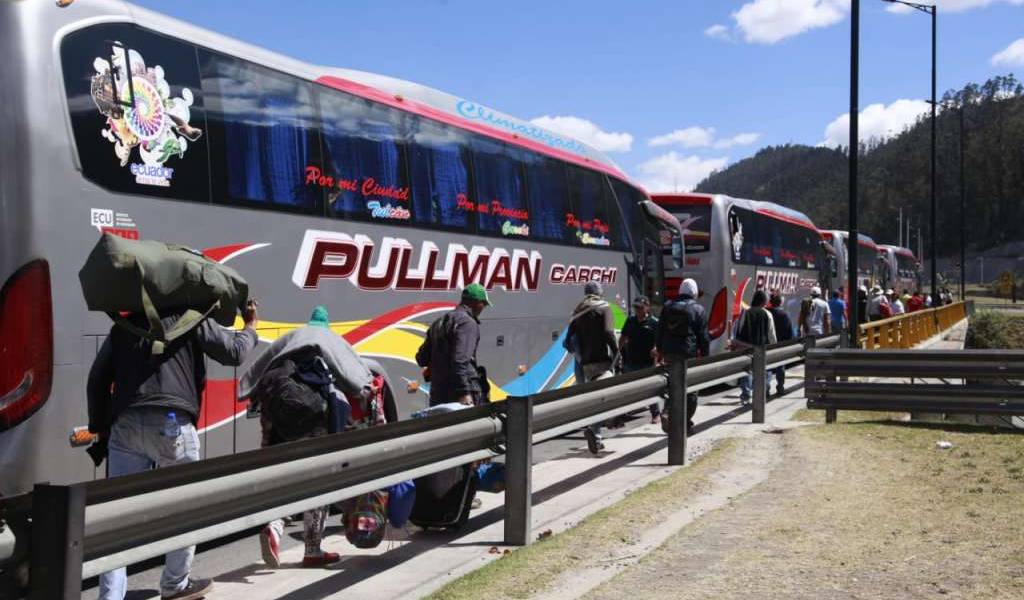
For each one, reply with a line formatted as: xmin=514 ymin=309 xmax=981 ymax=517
xmin=81 ymin=233 xmax=260 ymax=600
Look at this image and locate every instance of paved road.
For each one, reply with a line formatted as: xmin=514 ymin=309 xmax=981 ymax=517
xmin=80 ymin=372 xmax=796 ymax=599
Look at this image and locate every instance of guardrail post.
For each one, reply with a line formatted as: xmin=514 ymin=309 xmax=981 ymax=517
xmin=752 ymin=345 xmax=766 ymax=424
xmin=667 ymin=358 xmax=687 ymax=465
xmin=504 ymin=395 xmax=533 ymax=546
xmin=29 ymin=484 xmax=85 ymax=600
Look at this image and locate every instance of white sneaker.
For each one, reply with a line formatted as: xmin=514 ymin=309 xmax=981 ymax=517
xmin=260 ymin=521 xmax=282 ymax=567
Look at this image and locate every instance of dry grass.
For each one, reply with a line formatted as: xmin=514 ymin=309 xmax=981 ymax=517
xmin=589 ymin=421 xmax=1024 ymax=600
xmin=425 ymin=439 xmax=742 ymax=600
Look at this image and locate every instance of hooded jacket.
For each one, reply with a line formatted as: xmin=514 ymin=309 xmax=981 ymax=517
xmin=656 ymin=296 xmax=710 ymax=358
xmin=565 ymin=294 xmax=617 ymax=366
xmin=416 ymin=304 xmax=482 ymax=406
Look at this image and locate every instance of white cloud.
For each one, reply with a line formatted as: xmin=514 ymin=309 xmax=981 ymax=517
xmin=636 ymin=152 xmax=730 ymax=192
xmin=528 ymin=115 xmax=633 ymax=152
xmin=704 ymin=24 xmax=731 ymax=41
xmin=822 ymin=99 xmax=930 ymax=148
xmin=733 ymin=0 xmax=850 ymax=45
xmin=648 ymin=127 xmax=761 ymax=150
xmin=649 ymin=126 xmax=716 ymax=148
xmin=992 ymin=38 xmax=1024 ymax=67
xmin=714 ymin=132 xmax=762 ymax=149
xmin=886 ymin=0 xmax=1023 ymax=14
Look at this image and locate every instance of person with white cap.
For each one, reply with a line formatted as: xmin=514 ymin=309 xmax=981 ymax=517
xmin=867 ymin=286 xmax=891 ymax=321
xmin=804 ymin=286 xmax=831 ymax=337
xmin=654 ymin=278 xmax=709 ymax=434
xmin=889 ymin=289 xmax=905 ymax=315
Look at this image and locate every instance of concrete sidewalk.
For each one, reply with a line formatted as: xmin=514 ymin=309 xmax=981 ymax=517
xmin=205 ymin=377 xmax=812 ymax=600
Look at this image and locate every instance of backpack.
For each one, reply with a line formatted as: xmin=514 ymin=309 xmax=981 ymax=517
xmin=342 ymin=490 xmax=389 ymax=548
xmin=79 ymin=233 xmax=249 ymax=355
xmin=253 ymin=358 xmax=327 ymax=443
xmin=662 ymin=301 xmax=692 ymax=338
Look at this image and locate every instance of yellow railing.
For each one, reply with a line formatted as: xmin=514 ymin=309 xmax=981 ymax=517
xmin=859 ymin=301 xmax=968 ymax=349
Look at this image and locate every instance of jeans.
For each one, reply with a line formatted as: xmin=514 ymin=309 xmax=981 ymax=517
xmin=99 ymin=409 xmax=200 ymax=600
xmin=739 ymin=372 xmax=772 ymax=402
xmin=581 ymin=362 xmax=611 ymax=436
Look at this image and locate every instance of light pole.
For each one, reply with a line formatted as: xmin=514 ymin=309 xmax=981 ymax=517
xmin=929 ymin=98 xmax=968 ymax=301
xmin=847 ymin=0 xmax=860 ymax=345
xmin=883 ymin=0 xmax=938 ymax=307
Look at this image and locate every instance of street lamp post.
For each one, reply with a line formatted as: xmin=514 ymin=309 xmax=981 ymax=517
xmin=883 ymin=0 xmax=938 ymax=307
xmin=848 ymin=0 xmax=860 ymax=345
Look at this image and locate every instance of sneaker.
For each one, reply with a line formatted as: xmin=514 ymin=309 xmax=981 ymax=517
xmin=470 ymin=497 xmax=483 ymax=510
xmin=260 ymin=524 xmax=281 ymax=568
xmin=302 ymin=551 xmax=341 ymax=568
xmin=649 ymin=413 xmax=660 ymax=425
xmin=583 ymin=429 xmax=604 ymax=454
xmin=161 ymin=577 xmax=213 ymax=600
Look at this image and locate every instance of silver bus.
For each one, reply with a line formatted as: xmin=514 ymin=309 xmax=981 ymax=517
xmin=821 ymin=230 xmax=879 ymax=294
xmin=0 ymin=1 xmax=683 ymax=496
xmin=652 ymin=193 xmax=827 ymax=355
xmin=877 ymin=244 xmax=921 ymax=294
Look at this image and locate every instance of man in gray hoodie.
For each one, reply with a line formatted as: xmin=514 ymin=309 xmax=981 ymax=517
xmin=565 ymin=282 xmax=618 ymax=453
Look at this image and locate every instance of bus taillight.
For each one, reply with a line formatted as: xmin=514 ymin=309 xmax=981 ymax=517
xmin=0 ymin=260 xmax=54 ymax=432
xmin=707 ymin=287 xmax=728 ymax=340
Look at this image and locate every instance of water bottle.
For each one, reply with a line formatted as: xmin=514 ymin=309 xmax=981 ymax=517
xmin=163 ymin=412 xmax=181 ymax=438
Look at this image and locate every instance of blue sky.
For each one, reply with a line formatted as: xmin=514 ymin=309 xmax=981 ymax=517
xmin=133 ymin=0 xmax=1024 ymax=192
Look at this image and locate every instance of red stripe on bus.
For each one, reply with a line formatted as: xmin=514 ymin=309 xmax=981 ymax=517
xmin=315 ymin=75 xmax=632 ymax=185
xmin=202 ymin=243 xmax=256 ymax=263
xmin=753 ymin=208 xmax=818 ymax=232
xmin=342 ymin=301 xmax=455 ymax=345
xmin=651 ymin=194 xmax=714 ymax=206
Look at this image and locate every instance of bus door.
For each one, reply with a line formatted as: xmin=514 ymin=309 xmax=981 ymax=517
xmin=634 ymin=201 xmax=684 ymax=313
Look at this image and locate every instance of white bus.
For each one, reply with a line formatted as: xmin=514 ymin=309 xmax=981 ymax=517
xmin=652 ymin=193 xmax=828 ymax=355
xmin=877 ymin=245 xmax=921 ymax=294
xmin=821 ymin=230 xmax=879 ymax=294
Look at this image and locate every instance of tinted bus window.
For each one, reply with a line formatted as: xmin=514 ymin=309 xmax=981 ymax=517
xmin=406 ymin=115 xmax=473 ymax=231
xmin=727 ymin=206 xmax=820 ymax=269
xmin=199 ymin=51 xmax=320 ymax=212
xmin=670 ymin=204 xmax=712 ymax=254
xmin=61 ymin=24 xmax=210 ymax=202
xmin=317 ymin=88 xmax=411 ymax=223
xmin=469 ymin=137 xmax=530 ymax=239
xmin=609 ymin=178 xmax=641 ymax=251
xmin=566 ymin=165 xmax=618 ymax=249
xmin=524 ymin=155 xmax=571 ymax=243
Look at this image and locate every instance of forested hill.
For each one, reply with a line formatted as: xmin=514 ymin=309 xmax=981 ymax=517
xmin=693 ymin=76 xmax=1024 ymax=257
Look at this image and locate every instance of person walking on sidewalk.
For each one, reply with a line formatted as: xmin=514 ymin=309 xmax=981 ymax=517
xmin=828 ymin=289 xmax=847 ymax=334
xmin=654 ymin=279 xmax=710 ymax=435
xmin=416 ymin=283 xmax=491 ymax=406
xmin=87 ymin=300 xmax=259 ymax=600
xmin=619 ymin=296 xmax=659 ymax=422
xmin=566 ymin=281 xmax=618 ymax=453
xmin=767 ymin=291 xmax=794 ymax=395
xmin=733 ymin=290 xmax=777 ymax=405
xmin=249 ymin=306 xmax=375 ymax=569
xmin=802 ymin=286 xmax=831 ymax=337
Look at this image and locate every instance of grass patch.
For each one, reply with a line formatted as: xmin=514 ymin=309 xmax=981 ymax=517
xmin=589 ymin=421 xmax=1024 ymax=600
xmin=791 ymin=408 xmax=908 ymax=423
xmin=966 ymin=309 xmax=1024 ymax=349
xmin=425 ymin=438 xmax=741 ymax=600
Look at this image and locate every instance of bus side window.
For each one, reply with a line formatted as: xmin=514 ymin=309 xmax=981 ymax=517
xmin=406 ymin=115 xmax=473 ymax=232
xmin=318 ymin=88 xmax=411 ymax=223
xmin=200 ymin=51 xmax=321 ymax=213
xmin=566 ymin=165 xmax=623 ymax=250
xmin=60 ymin=23 xmax=210 ymax=203
xmin=523 ymin=154 xmax=572 ymax=244
xmin=469 ymin=137 xmax=530 ymax=240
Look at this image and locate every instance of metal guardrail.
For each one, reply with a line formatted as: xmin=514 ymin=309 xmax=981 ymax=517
xmin=805 ymin=348 xmax=1024 ymax=422
xmin=0 ymin=336 xmax=838 ymax=599
xmin=859 ymin=301 xmax=968 ymax=349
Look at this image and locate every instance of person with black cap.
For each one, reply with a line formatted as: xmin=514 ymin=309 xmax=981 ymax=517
xmin=416 ymin=283 xmax=491 ymax=406
xmin=566 ymin=281 xmax=617 ymax=453
xmin=619 ymin=295 xmax=660 ymax=422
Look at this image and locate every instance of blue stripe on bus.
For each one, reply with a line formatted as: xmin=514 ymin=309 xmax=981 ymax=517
xmin=501 ymin=329 xmax=569 ymax=397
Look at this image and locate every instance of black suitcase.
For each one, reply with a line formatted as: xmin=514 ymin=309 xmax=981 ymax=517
xmin=409 ymin=465 xmax=477 ymax=531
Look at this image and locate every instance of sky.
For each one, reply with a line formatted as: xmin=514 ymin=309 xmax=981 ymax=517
xmin=131 ymin=0 xmax=1024 ymax=192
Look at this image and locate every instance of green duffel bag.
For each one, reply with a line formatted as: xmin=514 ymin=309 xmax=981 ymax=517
xmin=79 ymin=233 xmax=249 ymax=354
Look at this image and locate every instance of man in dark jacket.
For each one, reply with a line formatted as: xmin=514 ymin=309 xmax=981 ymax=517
xmin=87 ymin=300 xmax=258 ymax=600
xmin=655 ymin=278 xmax=710 ymax=433
xmin=565 ymin=282 xmax=618 ymax=453
xmin=767 ymin=292 xmax=795 ymax=395
xmin=733 ymin=290 xmax=777 ymax=405
xmin=416 ymin=283 xmax=490 ymax=406
xmin=619 ymin=296 xmax=660 ymax=422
